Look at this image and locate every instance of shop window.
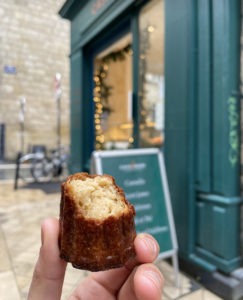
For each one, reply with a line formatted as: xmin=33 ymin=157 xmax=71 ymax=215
xmin=92 ymin=0 xmax=164 ymax=151
xmin=93 ymin=33 xmax=133 ymax=151
xmin=138 ymin=0 xmax=164 ymax=148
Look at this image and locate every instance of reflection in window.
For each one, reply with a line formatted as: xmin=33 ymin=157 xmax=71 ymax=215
xmin=93 ymin=33 xmax=133 ymax=150
xmin=138 ymin=0 xmax=164 ymax=148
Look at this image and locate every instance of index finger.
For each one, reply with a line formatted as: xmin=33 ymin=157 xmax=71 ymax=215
xmin=28 ymin=218 xmax=67 ymax=300
xmin=71 ymin=233 xmax=160 ymax=299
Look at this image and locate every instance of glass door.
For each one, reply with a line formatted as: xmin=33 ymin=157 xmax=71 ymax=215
xmin=138 ymin=0 xmax=165 ymax=148
xmin=93 ymin=32 xmax=133 ymax=151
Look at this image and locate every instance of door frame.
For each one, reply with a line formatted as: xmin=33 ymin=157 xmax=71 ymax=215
xmin=81 ymin=12 xmax=140 ymax=170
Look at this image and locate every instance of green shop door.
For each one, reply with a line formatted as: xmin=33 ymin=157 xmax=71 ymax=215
xmin=61 ymin=0 xmax=242 ymax=281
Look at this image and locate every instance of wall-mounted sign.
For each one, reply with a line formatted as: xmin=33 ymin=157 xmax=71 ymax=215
xmin=4 ymin=65 xmax=17 ymax=74
xmin=92 ymin=0 xmax=110 ymax=15
xmin=78 ymin=0 xmax=115 ymax=36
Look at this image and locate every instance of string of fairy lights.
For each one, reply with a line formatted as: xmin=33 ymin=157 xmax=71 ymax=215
xmin=93 ymin=63 xmax=109 ymax=150
xmin=93 ymin=45 xmax=132 ymax=150
xmin=93 ymin=25 xmax=155 ymax=150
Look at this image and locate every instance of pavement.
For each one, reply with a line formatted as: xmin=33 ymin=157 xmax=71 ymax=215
xmin=0 ymin=180 xmax=222 ymax=300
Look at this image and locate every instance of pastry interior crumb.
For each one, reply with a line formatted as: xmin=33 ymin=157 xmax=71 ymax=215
xmin=67 ymin=176 xmax=128 ymax=220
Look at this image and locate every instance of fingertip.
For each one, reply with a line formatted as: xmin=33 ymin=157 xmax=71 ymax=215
xmin=134 ymin=264 xmax=163 ymax=300
xmin=40 ymin=218 xmax=62 ymax=260
xmin=134 ymin=234 xmax=160 ymax=262
xmin=41 ymin=218 xmax=59 ymax=244
xmin=41 ymin=217 xmax=59 ymax=231
xmin=38 ymin=218 xmax=66 ymax=278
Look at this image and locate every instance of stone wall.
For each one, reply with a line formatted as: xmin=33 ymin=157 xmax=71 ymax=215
xmin=0 ymin=0 xmax=70 ymax=160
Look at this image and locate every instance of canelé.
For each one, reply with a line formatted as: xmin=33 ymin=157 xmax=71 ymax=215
xmin=59 ymin=173 xmax=136 ymax=271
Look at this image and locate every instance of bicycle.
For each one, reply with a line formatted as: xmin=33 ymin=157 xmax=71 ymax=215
xmin=30 ymin=146 xmax=68 ymax=181
xmin=15 ymin=145 xmax=69 ymax=188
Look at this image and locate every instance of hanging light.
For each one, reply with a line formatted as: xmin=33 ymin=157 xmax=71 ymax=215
xmin=147 ymin=25 xmax=154 ymax=33
xmin=128 ymin=49 xmax=133 ymax=56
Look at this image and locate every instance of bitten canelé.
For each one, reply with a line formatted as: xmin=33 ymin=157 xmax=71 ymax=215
xmin=59 ymin=173 xmax=136 ymax=271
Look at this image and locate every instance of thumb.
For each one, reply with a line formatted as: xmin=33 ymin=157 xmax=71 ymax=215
xmin=27 ymin=218 xmax=67 ymax=300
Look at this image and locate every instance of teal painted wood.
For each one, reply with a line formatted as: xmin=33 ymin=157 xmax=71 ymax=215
xmin=59 ymin=0 xmax=86 ymax=20
xmin=196 ymin=0 xmax=211 ymax=192
xmin=227 ymin=0 xmax=241 ymax=195
xmin=196 ymin=202 xmax=208 ymax=249
xmin=196 ymin=194 xmax=242 ymax=272
xmin=197 ymin=202 xmax=215 ymax=252
xmin=70 ymin=0 xmax=136 ymax=54
xmin=211 ymin=206 xmax=228 ymax=258
xmin=195 ymin=247 xmax=242 ymax=273
xmin=198 ymin=194 xmax=242 ymax=262
xmin=197 ymin=201 xmax=238 ymax=260
xmin=189 ymin=254 xmax=216 ymax=272
xmin=69 ymin=50 xmax=83 ymax=173
xmin=199 ymin=193 xmax=242 ymax=206
xmin=165 ymin=0 xmax=242 ymax=273
xmin=60 ymin=0 xmax=116 ymax=21
xmin=195 ymin=0 xmax=242 ymax=273
xmin=131 ymin=12 xmax=139 ymax=148
xmin=70 ymin=0 xmax=116 ymax=48
xmin=82 ymin=48 xmax=94 ymax=171
xmin=188 ymin=0 xmax=198 ymax=257
xmin=212 ymin=0 xmax=241 ymax=196
xmin=164 ymin=0 xmax=193 ymax=255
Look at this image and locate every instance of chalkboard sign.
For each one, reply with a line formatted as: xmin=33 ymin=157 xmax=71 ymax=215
xmin=91 ymin=148 xmax=178 ymax=283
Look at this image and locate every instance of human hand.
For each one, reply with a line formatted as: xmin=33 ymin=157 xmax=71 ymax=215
xmin=27 ymin=218 xmax=164 ymax=300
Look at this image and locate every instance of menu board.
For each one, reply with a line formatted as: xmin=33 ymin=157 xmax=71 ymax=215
xmin=91 ymin=148 xmax=178 ymax=258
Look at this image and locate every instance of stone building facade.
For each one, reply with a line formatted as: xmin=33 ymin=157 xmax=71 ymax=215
xmin=0 ymin=0 xmax=70 ymax=160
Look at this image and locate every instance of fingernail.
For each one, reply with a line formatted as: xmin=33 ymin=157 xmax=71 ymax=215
xmin=140 ymin=235 xmax=157 ymax=255
xmin=142 ymin=270 xmax=163 ymax=291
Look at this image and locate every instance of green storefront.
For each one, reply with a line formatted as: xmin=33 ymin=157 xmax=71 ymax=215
xmin=60 ymin=0 xmax=243 ymax=298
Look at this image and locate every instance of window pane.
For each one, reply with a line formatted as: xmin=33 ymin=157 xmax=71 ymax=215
xmin=93 ymin=33 xmax=133 ymax=150
xmin=138 ymin=0 xmax=164 ymax=148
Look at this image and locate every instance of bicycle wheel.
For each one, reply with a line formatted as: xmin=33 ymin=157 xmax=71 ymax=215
xmin=52 ymin=161 xmax=63 ymax=177
xmin=31 ymin=160 xmax=45 ymax=182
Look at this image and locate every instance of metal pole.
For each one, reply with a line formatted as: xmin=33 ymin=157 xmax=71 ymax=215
xmin=57 ymin=94 xmax=61 ymax=154
xmin=55 ymin=73 xmax=62 ymax=156
xmin=0 ymin=124 xmax=5 ymax=161
xmin=20 ymin=120 xmax=24 ymax=154
xmin=19 ymin=98 xmax=25 ymax=154
xmin=14 ymin=151 xmax=22 ymax=190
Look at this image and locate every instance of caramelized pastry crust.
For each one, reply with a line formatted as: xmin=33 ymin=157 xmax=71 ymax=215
xmin=59 ymin=173 xmax=136 ymax=271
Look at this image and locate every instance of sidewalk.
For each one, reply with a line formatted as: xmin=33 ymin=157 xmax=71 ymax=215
xmin=0 ymin=181 xmax=222 ymax=300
